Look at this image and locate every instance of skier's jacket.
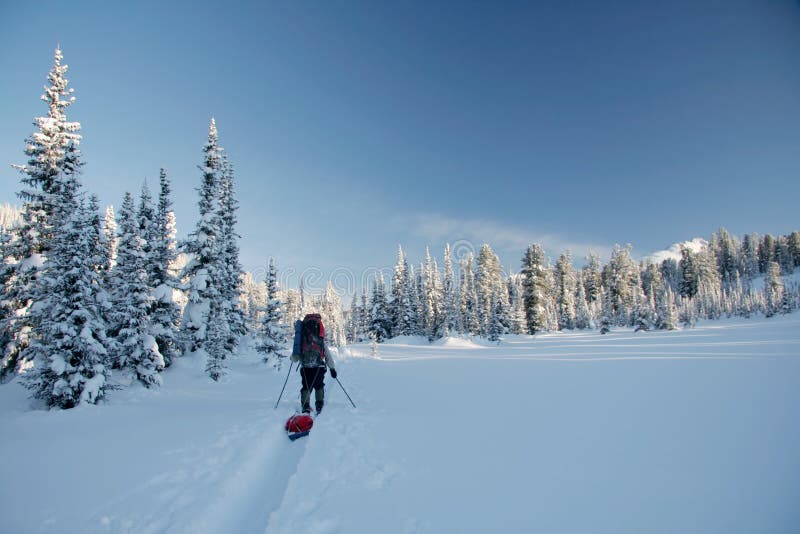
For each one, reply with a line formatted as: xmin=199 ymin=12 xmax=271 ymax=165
xmin=291 ymin=314 xmax=336 ymax=370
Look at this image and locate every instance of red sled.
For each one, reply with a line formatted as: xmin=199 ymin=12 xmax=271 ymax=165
xmin=285 ymin=414 xmax=314 ymax=441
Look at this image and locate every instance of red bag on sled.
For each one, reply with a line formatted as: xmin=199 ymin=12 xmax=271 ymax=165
xmin=285 ymin=414 xmax=314 ymax=440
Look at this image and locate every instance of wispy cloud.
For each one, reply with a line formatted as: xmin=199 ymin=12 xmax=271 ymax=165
xmin=393 ymin=213 xmax=614 ymax=263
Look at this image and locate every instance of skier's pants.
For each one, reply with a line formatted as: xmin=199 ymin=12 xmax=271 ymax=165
xmin=300 ymin=366 xmax=326 ymax=405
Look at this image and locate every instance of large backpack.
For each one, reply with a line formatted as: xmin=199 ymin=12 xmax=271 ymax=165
xmin=300 ymin=314 xmax=326 ymax=367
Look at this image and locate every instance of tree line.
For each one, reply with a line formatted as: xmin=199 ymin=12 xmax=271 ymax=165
xmin=248 ymin=226 xmax=798 ymax=355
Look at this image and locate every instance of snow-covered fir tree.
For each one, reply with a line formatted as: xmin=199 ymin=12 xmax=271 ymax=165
xmin=678 ymin=245 xmax=699 ymax=299
xmin=507 ymin=273 xmax=527 ymax=334
xmin=521 ymin=244 xmax=548 ymax=334
xmin=599 ymin=286 xmax=613 ymax=334
xmin=582 ymin=252 xmax=602 ymax=304
xmin=180 ymin=118 xmax=223 ymax=354
xmin=657 ymin=286 xmax=679 ymax=330
xmin=390 ymin=245 xmax=412 ymax=337
xmin=256 ymin=259 xmax=287 ymax=364
xmin=487 ymin=293 xmax=504 ymax=343
xmin=111 ymin=192 xmax=164 ymax=387
xmin=459 ymin=255 xmax=480 ymax=335
xmin=764 ymin=262 xmax=784 ymax=318
xmin=215 ymin=157 xmax=246 ymax=351
xmin=320 ymin=281 xmax=347 ymax=347
xmin=346 ymin=290 xmax=364 ymax=344
xmin=422 ymin=248 xmax=444 ymax=340
xmin=204 ymin=305 xmax=228 ymax=382
xmin=574 ymin=275 xmax=592 ymax=330
xmin=22 ymin=191 xmax=112 ymax=407
xmin=441 ymin=244 xmax=460 ymax=336
xmin=475 ymin=244 xmax=507 ymax=336
xmin=2 ymin=48 xmax=83 ymax=379
xmin=741 ymin=233 xmax=760 ymax=281
xmin=604 ymin=245 xmax=641 ymax=326
xmin=554 ymin=252 xmax=577 ymax=330
xmin=368 ymin=273 xmax=391 ymax=342
xmin=147 ymin=170 xmax=182 ymax=366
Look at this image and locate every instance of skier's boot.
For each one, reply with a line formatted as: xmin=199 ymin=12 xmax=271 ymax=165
xmin=315 ymin=387 xmax=324 ymax=414
xmin=301 ymin=388 xmax=311 ymax=413
xmin=302 ymin=402 xmax=311 ymax=414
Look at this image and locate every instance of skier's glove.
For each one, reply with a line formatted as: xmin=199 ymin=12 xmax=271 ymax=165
xmin=330 ymin=369 xmax=338 ymax=379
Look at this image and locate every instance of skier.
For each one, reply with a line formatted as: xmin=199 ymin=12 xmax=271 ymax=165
xmin=291 ymin=313 xmax=337 ymax=414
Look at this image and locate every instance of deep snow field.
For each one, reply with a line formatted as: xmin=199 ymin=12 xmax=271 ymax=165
xmin=2 ymin=314 xmax=799 ymax=534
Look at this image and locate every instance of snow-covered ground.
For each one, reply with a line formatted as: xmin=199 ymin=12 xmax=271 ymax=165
xmin=2 ymin=315 xmax=799 ymax=534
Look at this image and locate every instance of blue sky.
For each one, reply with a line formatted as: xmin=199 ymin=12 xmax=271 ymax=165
xmin=1 ymin=1 xmax=798 ymax=293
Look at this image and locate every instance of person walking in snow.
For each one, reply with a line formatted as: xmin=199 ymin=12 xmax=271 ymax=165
xmin=291 ymin=313 xmax=337 ymax=414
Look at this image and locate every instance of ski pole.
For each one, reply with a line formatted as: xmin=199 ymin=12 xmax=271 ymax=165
xmin=334 ymin=377 xmax=356 ymax=408
xmin=274 ymin=361 xmax=297 ymax=409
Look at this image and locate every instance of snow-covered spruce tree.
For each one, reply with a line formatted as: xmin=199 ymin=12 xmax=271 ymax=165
xmin=543 ymin=266 xmax=560 ymax=332
xmin=390 ymin=245 xmax=412 ymax=336
xmin=475 ymin=244 xmax=507 ymax=337
xmin=241 ymin=272 xmax=265 ymax=332
xmin=256 ymin=258 xmax=287 ymax=364
xmin=404 ymin=264 xmax=422 ymax=336
xmin=599 ymin=285 xmax=613 ymax=334
xmin=459 ymin=255 xmax=480 ymax=335
xmin=147 ymin=170 xmax=182 ymax=366
xmin=582 ymin=252 xmax=602 ymax=304
xmin=741 ymin=233 xmax=760 ymax=281
xmin=216 ymin=158 xmax=246 ymax=350
xmin=574 ymin=275 xmax=592 ymax=330
xmin=758 ymin=235 xmax=776 ymax=274
xmin=22 ymin=195 xmax=112 ymax=407
xmin=712 ymin=228 xmax=740 ymax=288
xmin=111 ymin=192 xmax=164 ymax=387
xmin=507 ymin=273 xmax=527 ymax=334
xmin=321 ymin=281 xmax=347 ymax=347
xmin=2 ymin=48 xmax=84 ymax=379
xmin=764 ymin=261 xmax=784 ymax=318
xmin=180 ymin=118 xmax=223 ymax=354
xmin=554 ymin=252 xmax=577 ymax=330
xmin=641 ymin=261 xmax=665 ymax=304
xmin=204 ymin=305 xmax=227 ymax=381
xmin=487 ymin=293 xmax=504 ymax=343
xmin=678 ymin=245 xmax=699 ymax=299
xmin=441 ymin=244 xmax=460 ymax=336
xmin=605 ymin=245 xmax=640 ymax=326
xmin=346 ymin=291 xmax=362 ymax=344
xmin=422 ymin=248 xmax=445 ymax=341
xmin=368 ymin=273 xmax=392 ymax=342
xmin=521 ymin=244 xmax=548 ymax=334
xmin=359 ymin=291 xmax=370 ymax=341
xmin=657 ymin=286 xmax=678 ymax=330
xmin=414 ymin=263 xmax=427 ymax=336
xmin=86 ymin=194 xmax=114 ymax=327
xmin=775 ymin=235 xmax=793 ymax=274
xmin=137 ymin=182 xmax=156 ymax=281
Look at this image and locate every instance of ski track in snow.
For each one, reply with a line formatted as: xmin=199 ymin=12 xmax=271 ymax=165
xmin=86 ymin=403 xmax=308 ymax=534
xmin=264 ymin=377 xmax=402 ymax=534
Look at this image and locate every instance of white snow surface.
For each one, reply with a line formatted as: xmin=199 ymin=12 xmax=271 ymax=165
xmin=2 ymin=315 xmax=800 ymax=533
